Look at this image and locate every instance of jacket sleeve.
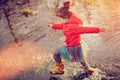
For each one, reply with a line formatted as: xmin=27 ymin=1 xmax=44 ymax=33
xmin=73 ymin=25 xmax=100 ymax=34
xmin=52 ymin=24 xmax=63 ymax=30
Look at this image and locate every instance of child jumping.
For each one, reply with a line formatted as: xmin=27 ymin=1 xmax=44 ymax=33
xmin=48 ymin=1 xmax=105 ymax=75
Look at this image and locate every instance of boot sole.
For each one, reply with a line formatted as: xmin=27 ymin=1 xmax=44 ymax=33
xmin=50 ymin=71 xmax=64 ymax=75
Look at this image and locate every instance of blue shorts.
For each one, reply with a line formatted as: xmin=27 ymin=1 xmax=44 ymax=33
xmin=55 ymin=45 xmax=85 ymax=62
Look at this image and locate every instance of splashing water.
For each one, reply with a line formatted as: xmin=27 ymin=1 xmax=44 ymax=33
xmin=0 ymin=41 xmax=52 ymax=80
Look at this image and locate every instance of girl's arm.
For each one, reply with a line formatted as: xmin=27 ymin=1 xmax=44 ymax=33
xmin=48 ymin=24 xmax=63 ymax=30
xmin=73 ymin=25 xmax=105 ymax=34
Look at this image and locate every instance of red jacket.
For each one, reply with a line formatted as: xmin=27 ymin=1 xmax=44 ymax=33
xmin=52 ymin=13 xmax=100 ymax=46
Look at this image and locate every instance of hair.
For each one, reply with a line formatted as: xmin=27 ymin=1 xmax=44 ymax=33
xmin=56 ymin=1 xmax=72 ymax=19
xmin=63 ymin=1 xmax=70 ymax=9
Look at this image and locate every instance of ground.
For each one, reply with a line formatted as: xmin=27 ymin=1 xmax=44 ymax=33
xmin=0 ymin=0 xmax=120 ymax=80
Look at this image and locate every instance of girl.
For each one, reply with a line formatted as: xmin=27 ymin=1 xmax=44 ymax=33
xmin=48 ymin=1 xmax=105 ymax=75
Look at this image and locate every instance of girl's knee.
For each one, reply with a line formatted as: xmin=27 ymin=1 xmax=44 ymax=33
xmin=55 ymin=48 xmax=59 ymax=53
xmin=53 ymin=48 xmax=60 ymax=58
xmin=54 ymin=46 xmax=66 ymax=58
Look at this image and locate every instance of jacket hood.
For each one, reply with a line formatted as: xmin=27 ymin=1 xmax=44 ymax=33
xmin=66 ymin=13 xmax=83 ymax=25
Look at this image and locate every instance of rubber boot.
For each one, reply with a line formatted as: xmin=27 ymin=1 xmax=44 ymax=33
xmin=86 ymin=68 xmax=95 ymax=75
xmin=50 ymin=60 xmax=65 ymax=75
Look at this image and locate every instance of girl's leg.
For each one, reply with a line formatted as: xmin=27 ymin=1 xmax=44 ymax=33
xmin=53 ymin=50 xmax=62 ymax=63
xmin=80 ymin=60 xmax=90 ymax=70
xmin=50 ymin=47 xmax=66 ymax=75
xmin=78 ymin=44 xmax=94 ymax=74
xmin=80 ymin=60 xmax=95 ymax=74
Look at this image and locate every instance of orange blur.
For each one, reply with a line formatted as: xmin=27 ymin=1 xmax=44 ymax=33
xmin=0 ymin=41 xmax=51 ymax=80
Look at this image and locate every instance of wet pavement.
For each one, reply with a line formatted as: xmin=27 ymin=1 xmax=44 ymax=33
xmin=0 ymin=0 xmax=120 ymax=80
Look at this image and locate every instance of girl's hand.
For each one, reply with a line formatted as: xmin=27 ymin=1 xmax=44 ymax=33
xmin=48 ymin=24 xmax=53 ymax=28
xmin=100 ymin=28 xmax=105 ymax=32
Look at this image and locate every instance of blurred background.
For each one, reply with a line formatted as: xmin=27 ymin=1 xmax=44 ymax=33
xmin=0 ymin=0 xmax=120 ymax=80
